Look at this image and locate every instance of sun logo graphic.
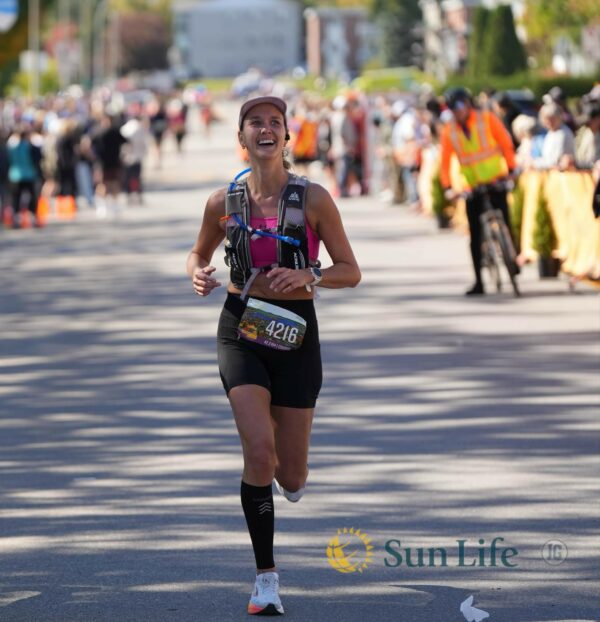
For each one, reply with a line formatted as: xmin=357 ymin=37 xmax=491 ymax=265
xmin=326 ymin=527 xmax=374 ymax=573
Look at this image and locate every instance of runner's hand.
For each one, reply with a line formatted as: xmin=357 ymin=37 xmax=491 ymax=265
xmin=192 ymin=266 xmax=221 ymax=296
xmin=266 ymin=267 xmax=312 ymax=294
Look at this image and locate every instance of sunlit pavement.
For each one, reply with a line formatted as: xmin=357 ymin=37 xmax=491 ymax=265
xmin=1 ymin=102 xmax=599 ymax=622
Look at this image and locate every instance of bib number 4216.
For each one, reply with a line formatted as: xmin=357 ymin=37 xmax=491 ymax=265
xmin=265 ymin=320 xmax=299 ymax=344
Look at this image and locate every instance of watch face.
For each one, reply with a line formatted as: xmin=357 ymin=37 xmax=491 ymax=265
xmin=312 ymin=268 xmax=322 ymax=278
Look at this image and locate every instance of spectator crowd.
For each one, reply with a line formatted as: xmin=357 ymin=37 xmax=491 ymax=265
xmin=0 ymin=87 xmax=205 ymax=228
xmin=281 ymin=83 xmax=600 ymax=209
xmin=1 ymin=81 xmax=599 ymax=230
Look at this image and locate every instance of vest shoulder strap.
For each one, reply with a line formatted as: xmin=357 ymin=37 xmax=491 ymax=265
xmin=277 ymin=174 xmax=310 ymax=270
xmin=278 ymin=173 xmax=308 ymax=220
xmin=226 ymin=180 xmax=250 ymax=221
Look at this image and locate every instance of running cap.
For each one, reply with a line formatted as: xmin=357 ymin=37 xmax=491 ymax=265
xmin=238 ymin=96 xmax=287 ymax=129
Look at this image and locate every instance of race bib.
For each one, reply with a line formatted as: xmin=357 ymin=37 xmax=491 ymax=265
xmin=238 ymin=298 xmax=307 ymax=351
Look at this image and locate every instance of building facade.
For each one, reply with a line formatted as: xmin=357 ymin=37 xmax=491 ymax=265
xmin=304 ymin=7 xmax=379 ymax=79
xmin=172 ymin=0 xmax=302 ymax=78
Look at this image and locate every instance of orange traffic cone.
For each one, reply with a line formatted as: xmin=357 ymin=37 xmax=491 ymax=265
xmin=37 ymin=196 xmax=50 ymax=226
xmin=56 ymin=195 xmax=77 ymax=219
xmin=20 ymin=209 xmax=32 ymax=228
xmin=2 ymin=206 xmax=14 ymax=228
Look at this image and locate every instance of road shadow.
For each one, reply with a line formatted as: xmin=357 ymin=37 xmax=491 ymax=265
xmin=1 ymin=194 xmax=598 ymax=622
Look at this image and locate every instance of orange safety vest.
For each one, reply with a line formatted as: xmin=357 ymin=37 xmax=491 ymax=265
xmin=449 ymin=111 xmax=506 ymax=189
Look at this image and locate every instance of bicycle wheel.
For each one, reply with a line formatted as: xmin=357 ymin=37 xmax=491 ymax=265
xmin=498 ymin=222 xmax=521 ymax=297
xmin=481 ymin=222 xmax=502 ymax=292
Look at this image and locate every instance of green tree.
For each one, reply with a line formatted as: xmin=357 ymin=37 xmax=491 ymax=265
xmin=481 ymin=5 xmax=527 ymax=76
xmin=0 ymin=0 xmax=58 ymax=94
xmin=523 ymin=0 xmax=600 ymax=69
xmin=466 ymin=6 xmax=490 ymax=78
xmin=371 ymin=0 xmax=422 ymax=68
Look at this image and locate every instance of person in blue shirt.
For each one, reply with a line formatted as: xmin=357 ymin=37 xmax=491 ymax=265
xmin=7 ymin=125 xmax=42 ymax=226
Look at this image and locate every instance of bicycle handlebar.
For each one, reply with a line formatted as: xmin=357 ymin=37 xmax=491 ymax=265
xmin=456 ymin=177 xmax=516 ymax=200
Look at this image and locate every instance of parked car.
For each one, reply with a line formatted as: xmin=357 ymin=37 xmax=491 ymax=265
xmin=504 ymin=89 xmax=538 ymax=116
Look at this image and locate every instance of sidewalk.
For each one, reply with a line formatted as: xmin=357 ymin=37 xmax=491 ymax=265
xmin=0 ymin=101 xmax=599 ymax=622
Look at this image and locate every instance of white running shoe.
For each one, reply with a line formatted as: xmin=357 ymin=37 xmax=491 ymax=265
xmin=247 ymin=571 xmax=284 ymax=616
xmin=273 ymin=479 xmax=305 ymax=503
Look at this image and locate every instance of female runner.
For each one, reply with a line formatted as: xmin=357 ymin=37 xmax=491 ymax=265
xmin=187 ymin=96 xmax=360 ymax=616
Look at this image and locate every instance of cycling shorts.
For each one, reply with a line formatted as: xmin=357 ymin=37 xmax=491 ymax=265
xmin=217 ymin=293 xmax=322 ymax=408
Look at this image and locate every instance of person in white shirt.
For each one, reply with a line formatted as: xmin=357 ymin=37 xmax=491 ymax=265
xmin=535 ymin=103 xmax=575 ymax=170
xmin=391 ymin=101 xmax=424 ymax=207
xmin=120 ymin=116 xmax=149 ymax=205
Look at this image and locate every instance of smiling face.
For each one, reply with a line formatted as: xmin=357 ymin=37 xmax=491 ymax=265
xmin=238 ymin=103 xmax=287 ymax=159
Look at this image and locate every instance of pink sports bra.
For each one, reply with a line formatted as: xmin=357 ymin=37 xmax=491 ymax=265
xmin=249 ymin=216 xmax=320 ymax=268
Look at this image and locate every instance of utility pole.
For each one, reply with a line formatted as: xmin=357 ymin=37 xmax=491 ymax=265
xmin=93 ymin=0 xmax=108 ymax=87
xmin=28 ymin=0 xmax=40 ymax=98
xmin=57 ymin=0 xmax=73 ymax=89
xmin=82 ymin=0 xmax=94 ymax=89
xmin=108 ymin=8 xmax=120 ymax=80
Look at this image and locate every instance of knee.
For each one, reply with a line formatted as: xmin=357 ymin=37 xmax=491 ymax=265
xmin=244 ymin=440 xmax=277 ymax=480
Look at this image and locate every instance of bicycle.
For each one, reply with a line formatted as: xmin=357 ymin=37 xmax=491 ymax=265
xmin=467 ymin=179 xmax=521 ymax=297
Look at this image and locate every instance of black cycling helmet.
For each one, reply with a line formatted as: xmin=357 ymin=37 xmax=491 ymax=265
xmin=444 ymin=87 xmax=472 ymax=110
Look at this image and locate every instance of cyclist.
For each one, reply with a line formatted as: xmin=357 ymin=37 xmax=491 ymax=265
xmin=187 ymin=96 xmax=361 ymax=615
xmin=440 ymin=87 xmax=517 ymax=295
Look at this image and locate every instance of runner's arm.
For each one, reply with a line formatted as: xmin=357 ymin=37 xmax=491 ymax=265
xmin=306 ymin=183 xmax=361 ymax=289
xmin=187 ymin=188 xmax=226 ymax=296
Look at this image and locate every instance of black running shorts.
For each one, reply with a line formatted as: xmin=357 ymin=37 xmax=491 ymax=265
xmin=217 ymin=293 xmax=322 ymax=408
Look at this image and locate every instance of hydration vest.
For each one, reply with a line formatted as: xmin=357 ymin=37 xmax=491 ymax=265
xmin=224 ymin=174 xmax=311 ymax=291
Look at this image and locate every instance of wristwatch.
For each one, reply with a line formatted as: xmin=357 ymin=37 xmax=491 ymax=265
xmin=309 ymin=267 xmax=323 ymax=286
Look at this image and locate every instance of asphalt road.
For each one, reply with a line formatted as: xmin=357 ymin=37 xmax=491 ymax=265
xmin=1 ymin=102 xmax=599 ymax=622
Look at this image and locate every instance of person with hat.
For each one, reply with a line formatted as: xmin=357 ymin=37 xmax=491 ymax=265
xmin=543 ymin=86 xmax=577 ymax=133
xmin=440 ymin=87 xmax=517 ymax=295
xmin=186 ymin=95 xmax=361 ymax=615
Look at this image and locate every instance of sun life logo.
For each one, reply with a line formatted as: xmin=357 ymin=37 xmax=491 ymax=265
xmin=326 ymin=527 xmax=374 ymax=574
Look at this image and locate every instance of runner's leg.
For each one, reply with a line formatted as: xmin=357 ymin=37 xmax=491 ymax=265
xmin=229 ymin=384 xmax=277 ymax=572
xmin=272 ymin=405 xmax=314 ymax=496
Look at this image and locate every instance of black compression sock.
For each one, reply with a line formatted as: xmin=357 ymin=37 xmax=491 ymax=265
xmin=241 ymin=480 xmax=275 ymax=570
